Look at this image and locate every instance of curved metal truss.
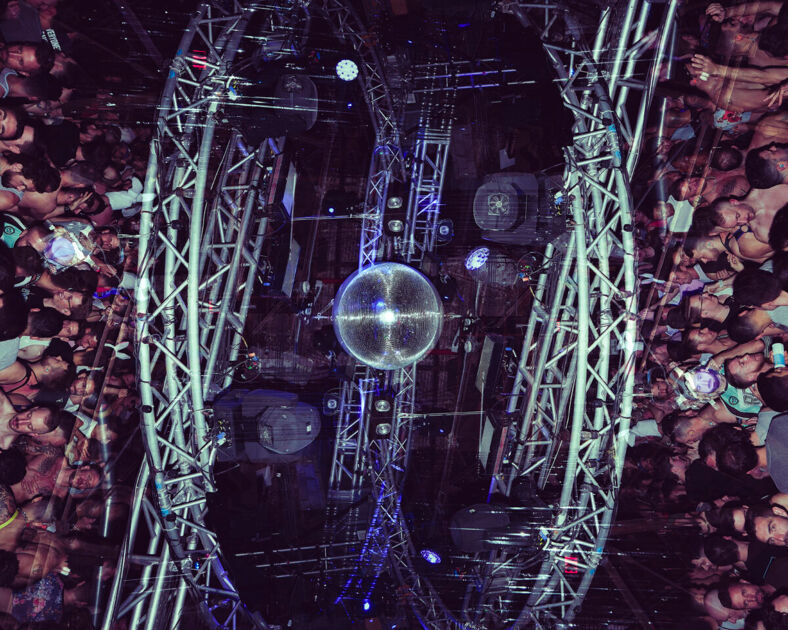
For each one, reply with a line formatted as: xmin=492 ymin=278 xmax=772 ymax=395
xmin=104 ymin=2 xmax=307 ymax=628
xmin=476 ymin=1 xmax=678 ymax=627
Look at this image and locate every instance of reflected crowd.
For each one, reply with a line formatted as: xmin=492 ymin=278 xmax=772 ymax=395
xmin=0 ymin=0 xmax=153 ymax=628
xmin=626 ymin=1 xmax=788 ymax=628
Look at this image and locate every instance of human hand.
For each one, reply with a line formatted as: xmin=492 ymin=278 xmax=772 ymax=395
xmin=690 ymin=54 xmax=719 ymax=77
xmin=706 ymin=3 xmax=726 ymax=22
xmin=764 ymin=83 xmax=788 ymax=109
xmin=727 ymin=253 xmax=744 ymax=272
xmin=69 ymin=190 xmax=92 ymax=212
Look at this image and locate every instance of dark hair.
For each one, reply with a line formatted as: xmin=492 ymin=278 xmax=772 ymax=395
xmin=718 ymin=440 xmax=759 ymax=476
xmin=0 ymin=287 xmax=28 ymax=340
xmin=723 ymin=356 xmax=759 ymax=389
xmin=733 ymin=270 xmax=783 ymax=307
xmin=757 ymin=370 xmax=788 ymax=412
xmin=54 ymin=409 xmax=75 ymax=436
xmin=31 ymin=42 xmax=55 ymax=75
xmin=718 ymin=582 xmax=735 ymax=610
xmin=704 ymin=535 xmax=739 ymax=566
xmin=12 ymin=245 xmax=42 ymax=278
xmin=773 ymin=251 xmax=788 ymax=290
xmin=39 ymin=358 xmax=76 ymax=391
xmin=79 ymin=138 xmax=111 ymax=170
xmin=27 ymin=307 xmax=64 ymax=338
xmin=0 ymin=550 xmax=18 ymax=587
xmin=17 ymin=73 xmax=62 ymax=101
xmin=0 ymin=103 xmax=24 ymax=141
xmin=699 ymin=424 xmax=750 ymax=462
xmin=762 ymin=598 xmax=788 ymax=630
xmin=3 ymin=151 xmax=60 ymax=193
xmin=0 ymin=449 xmax=25 ymax=486
xmin=769 ymin=203 xmax=788 ymax=252
xmin=727 ymin=309 xmax=762 ymax=343
xmin=689 ymin=205 xmax=716 ymax=236
xmin=746 ymin=144 xmax=784 ymax=189
xmin=759 ymin=23 xmax=788 ymax=57
xmin=711 ymin=145 xmax=743 ymax=171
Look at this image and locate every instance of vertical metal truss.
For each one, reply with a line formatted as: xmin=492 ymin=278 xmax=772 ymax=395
xmin=107 ymin=2 xmax=307 ymax=629
xmin=404 ymin=57 xmax=456 ymax=264
xmin=472 ymin=0 xmax=678 ymax=627
xmin=317 ymin=0 xmax=405 ymax=268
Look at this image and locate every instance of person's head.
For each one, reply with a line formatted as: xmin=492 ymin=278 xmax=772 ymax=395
xmin=0 ymin=103 xmax=23 ymax=141
xmin=746 ymin=504 xmax=788 ymax=546
xmin=0 ymin=42 xmax=54 ymax=75
xmin=0 ymin=550 xmax=18 ymax=587
xmin=718 ymin=439 xmax=759 ymax=477
xmin=709 ymin=197 xmax=755 ymax=230
xmin=78 ymin=138 xmax=111 ymax=171
xmin=705 ymin=587 xmax=747 ymax=624
xmin=770 ymin=203 xmax=788 ymax=253
xmin=50 ymin=289 xmax=89 ymax=319
xmin=720 ymin=581 xmax=766 ymax=610
xmin=711 ymin=145 xmax=743 ymax=172
xmin=0 ymin=448 xmax=24 ymax=486
xmin=672 ymin=415 xmax=713 ymax=445
xmin=727 ymin=308 xmax=770 ymax=343
xmin=762 ymin=594 xmax=788 ymax=629
xmin=683 ymin=235 xmax=722 ymax=264
xmin=9 ymin=405 xmax=56 ymax=435
xmin=724 ymin=353 xmax=768 ymax=389
xmin=745 ymin=143 xmax=788 ymax=189
xmin=1 ymin=151 xmax=59 ymax=193
xmin=671 ymin=176 xmax=705 ymax=201
xmin=10 ymin=73 xmax=62 ymax=102
xmin=37 ymin=353 xmax=75 ymax=390
xmin=57 ymin=318 xmax=79 ymax=339
xmin=0 ymin=288 xmax=28 ymax=340
xmin=682 ymin=292 xmax=728 ymax=324
xmin=11 ymin=245 xmax=42 ymax=279
xmin=26 ymin=307 xmax=64 ymax=338
xmin=703 ymin=535 xmax=740 ymax=567
xmin=733 ymin=270 xmax=784 ymax=308
xmin=69 ymin=464 xmax=101 ymax=491
xmin=684 ymin=326 xmax=718 ymax=353
xmin=69 ymin=372 xmax=96 ymax=398
xmin=76 ymin=323 xmax=101 ymax=351
xmin=757 ymin=369 xmax=788 ymax=412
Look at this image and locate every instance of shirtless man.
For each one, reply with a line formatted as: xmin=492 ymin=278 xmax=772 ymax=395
xmin=11 ymin=451 xmax=100 ymax=503
xmin=707 ymin=184 xmax=788 ymax=247
xmin=0 ymin=389 xmax=57 ymax=450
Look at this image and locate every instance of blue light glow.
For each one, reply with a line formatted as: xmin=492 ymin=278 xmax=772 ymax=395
xmin=420 ymin=549 xmax=441 ymax=564
xmin=327 ymin=206 xmax=335 ymax=214
xmin=362 ymin=601 xmax=371 ymax=611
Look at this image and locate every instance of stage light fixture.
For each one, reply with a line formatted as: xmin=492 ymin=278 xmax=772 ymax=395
xmin=336 ymin=59 xmax=358 ymax=81
xmin=465 ymin=246 xmax=490 ymax=271
xmin=420 ymin=549 xmax=442 ymax=564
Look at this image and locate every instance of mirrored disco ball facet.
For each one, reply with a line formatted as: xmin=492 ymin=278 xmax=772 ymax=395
xmin=333 ymin=263 xmax=444 ymax=370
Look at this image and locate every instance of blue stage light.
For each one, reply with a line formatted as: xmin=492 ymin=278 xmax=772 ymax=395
xmin=420 ymin=549 xmax=442 ymax=564
xmin=362 ymin=600 xmax=371 ymax=612
xmin=465 ymin=246 xmax=490 ymax=271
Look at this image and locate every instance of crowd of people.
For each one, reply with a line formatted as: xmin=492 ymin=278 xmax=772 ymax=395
xmin=0 ymin=0 xmax=157 ymax=628
xmin=624 ymin=1 xmax=788 ymax=628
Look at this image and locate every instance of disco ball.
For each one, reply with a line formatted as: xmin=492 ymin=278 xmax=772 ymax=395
xmin=333 ymin=263 xmax=444 ymax=370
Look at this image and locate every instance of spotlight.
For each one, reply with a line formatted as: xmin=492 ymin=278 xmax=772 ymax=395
xmin=336 ymin=59 xmax=359 ymax=81
xmin=420 ymin=549 xmax=442 ymax=564
xmin=362 ymin=601 xmax=371 ymax=612
xmin=437 ymin=218 xmax=454 ymax=244
xmin=465 ymin=246 xmax=490 ymax=271
xmin=369 ymin=393 xmax=395 ymax=439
